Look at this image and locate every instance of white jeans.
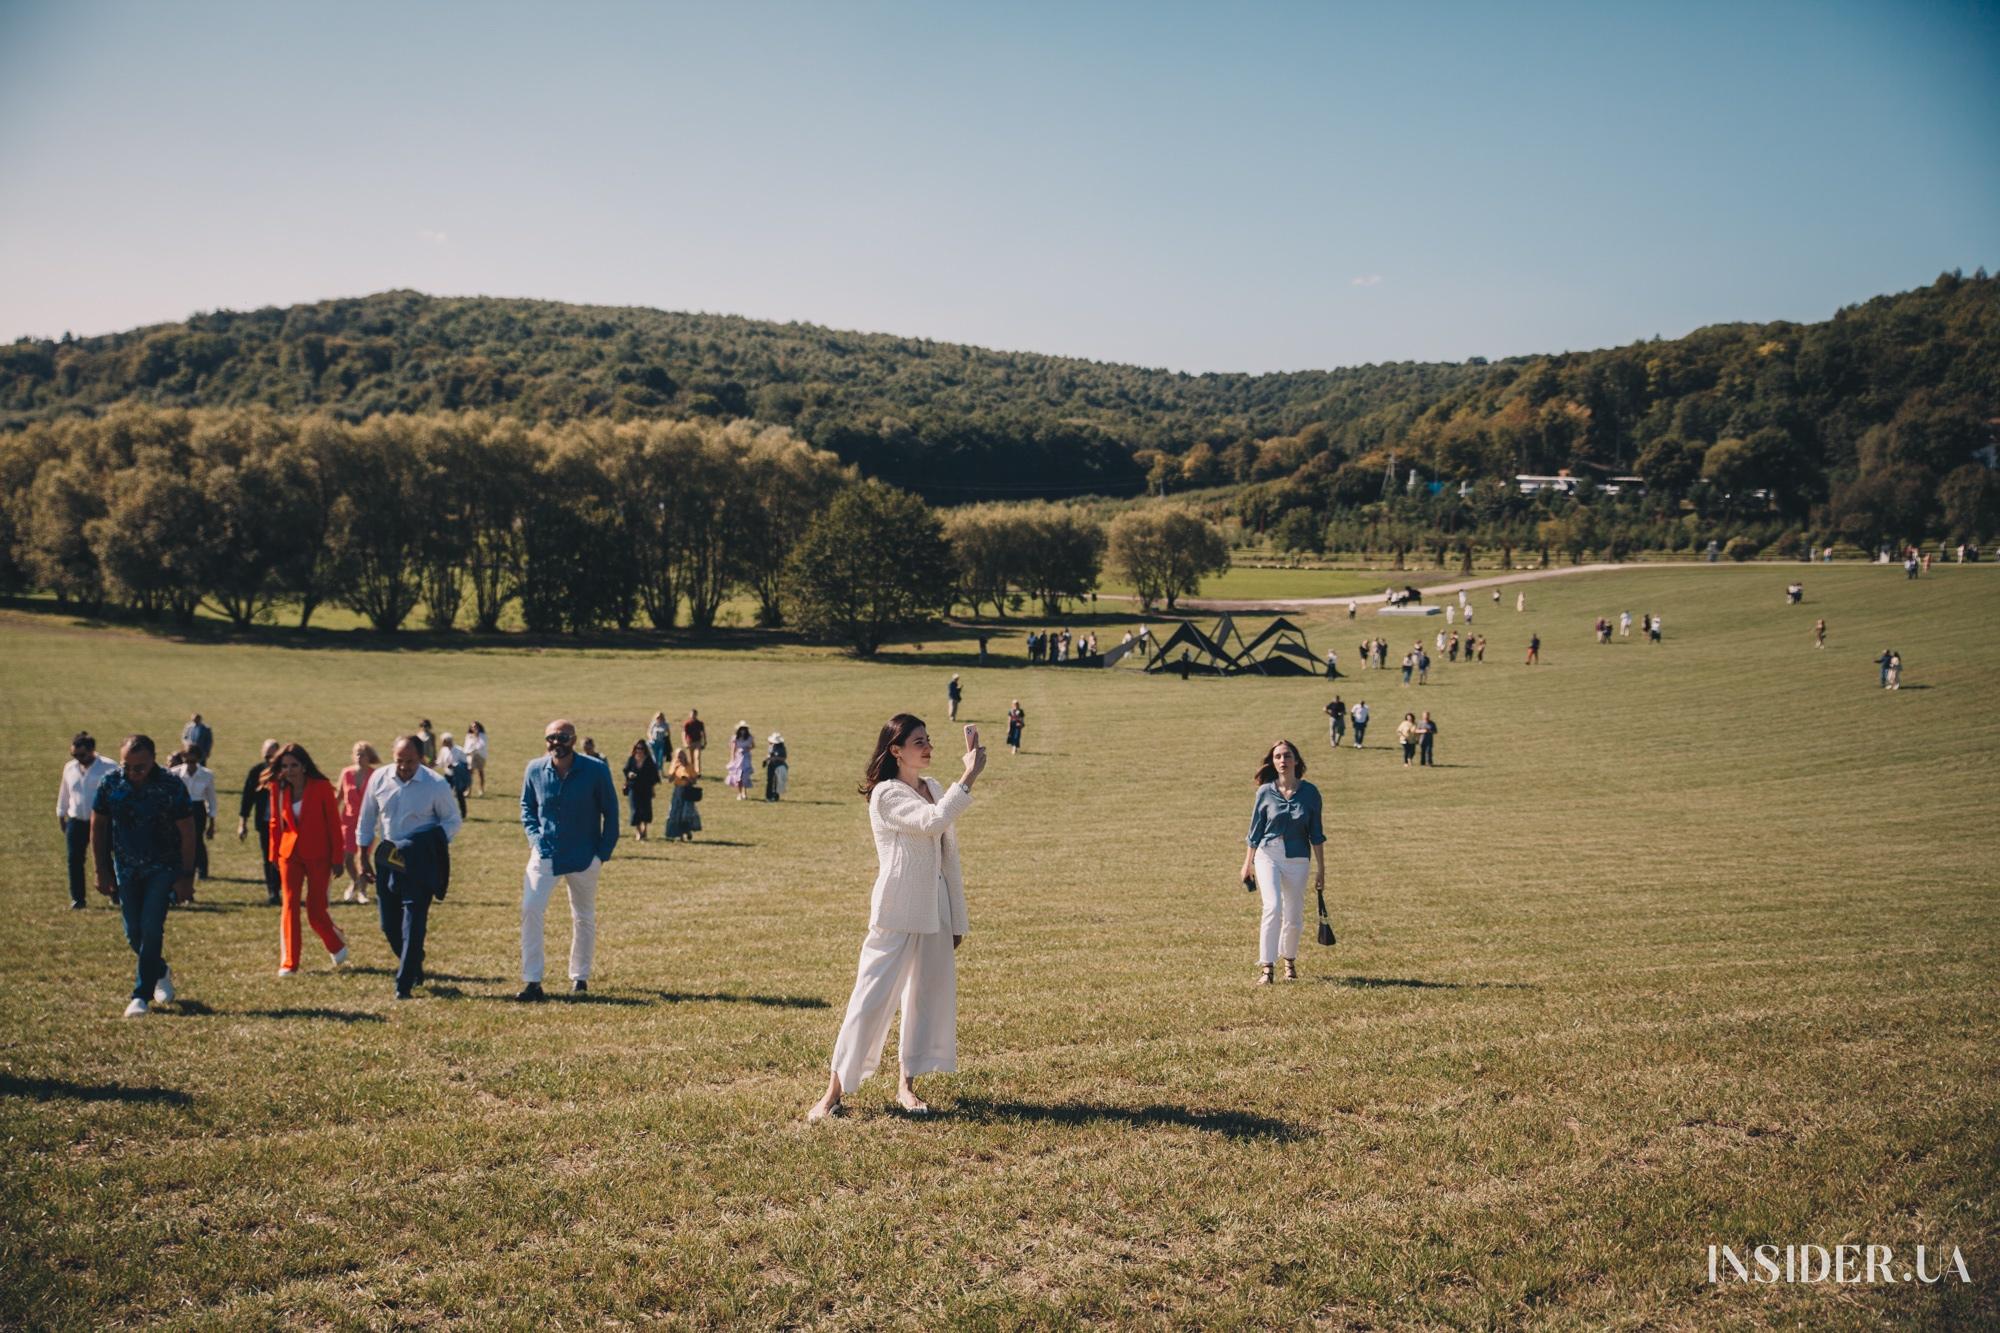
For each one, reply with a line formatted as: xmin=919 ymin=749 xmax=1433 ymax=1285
xmin=1254 ymin=848 xmax=1310 ymax=965
xmin=522 ymin=855 xmax=600 ymax=983
xmin=830 ymin=925 xmax=957 ymax=1092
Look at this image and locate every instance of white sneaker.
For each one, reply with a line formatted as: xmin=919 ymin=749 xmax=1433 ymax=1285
xmin=278 ymin=966 xmax=297 ymax=977
xmin=123 ymin=998 xmax=148 ymax=1018
xmin=330 ymin=946 xmax=349 ymax=968
xmin=153 ymin=967 xmax=175 ymax=1005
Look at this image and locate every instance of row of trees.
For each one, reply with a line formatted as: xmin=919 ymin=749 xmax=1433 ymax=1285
xmin=0 ymin=407 xmax=853 ymax=635
xmin=0 ymin=406 xmax=1238 ymax=650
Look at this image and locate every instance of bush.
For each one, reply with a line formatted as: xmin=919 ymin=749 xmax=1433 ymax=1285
xmin=1723 ymin=535 xmax=1761 ymax=562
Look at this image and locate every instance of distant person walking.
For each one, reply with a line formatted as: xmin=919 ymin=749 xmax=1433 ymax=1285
xmin=1648 ymin=615 xmax=1662 ymax=644
xmin=1325 ymin=694 xmax=1346 ymax=748
xmin=92 ymin=735 xmax=196 ymax=1017
xmin=337 ymin=742 xmax=379 ymax=903
xmin=1525 ymin=634 xmax=1541 ymax=665
xmin=1418 ymin=711 xmax=1437 ymax=766
xmin=465 ymin=721 xmax=488 ymax=797
xmin=56 ymin=732 xmax=118 ymax=910
xmin=664 ymin=746 xmax=702 ymax=842
xmin=266 ymin=743 xmax=348 ymax=976
xmin=1400 ymin=651 xmax=1414 ymax=685
xmin=437 ymin=732 xmax=471 ymax=819
xmin=415 ymin=720 xmax=438 ymax=765
xmin=237 ymin=738 xmax=282 ymax=905
xmin=623 ymin=740 xmax=661 ymax=840
xmin=516 ymin=718 xmax=620 ymax=1001
xmin=1351 ymin=701 xmax=1370 ymax=748
xmin=1005 ymin=701 xmax=1025 ymax=755
xmin=1517 ymin=590 xmax=1525 ymax=612
xmin=808 ymin=714 xmax=985 ymax=1122
xmin=1620 ymin=610 xmax=1632 ymax=638
xmin=1325 ymin=649 xmax=1338 ymax=678
xmin=727 ymin=722 xmax=755 ymax=799
xmin=682 ymin=710 xmax=707 ymax=777
xmin=647 ymin=712 xmax=672 ymax=771
xmin=180 ymin=713 xmax=213 ymax=765
xmin=350 ymin=736 xmax=461 ymax=1000
xmin=1876 ymin=647 xmax=1894 ymax=688
xmin=1237 ymin=738 xmax=1326 ymax=986
xmin=1397 ymin=712 xmax=1419 ymax=766
xmin=764 ymin=732 xmax=789 ymax=801
xmin=168 ymin=748 xmax=217 ymax=882
xmin=1814 ymin=618 xmax=1827 ymax=650
xmin=1886 ymin=652 xmax=1903 ymax=690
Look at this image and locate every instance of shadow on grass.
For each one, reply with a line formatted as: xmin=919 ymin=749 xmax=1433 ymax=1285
xmin=170 ymin=900 xmax=254 ymax=914
xmin=349 ymin=966 xmax=502 ymax=984
xmin=0 ymin=1073 xmax=192 ymax=1107
xmin=1330 ymin=976 xmax=1534 ymax=991
xmin=948 ymin=1096 xmax=1305 ymax=1141
xmin=669 ymin=838 xmax=756 ymax=848
xmin=658 ymin=990 xmax=830 ymax=1009
xmin=240 ymin=1007 xmax=385 ymax=1023
xmin=174 ymin=999 xmax=217 ymax=1015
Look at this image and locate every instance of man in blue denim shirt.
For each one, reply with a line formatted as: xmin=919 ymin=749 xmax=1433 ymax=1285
xmin=90 ymin=735 xmax=196 ymax=1017
xmin=516 ymin=718 xmax=619 ymax=1001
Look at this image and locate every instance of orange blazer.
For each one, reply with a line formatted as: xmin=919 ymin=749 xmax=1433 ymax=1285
xmin=269 ymin=777 xmax=344 ymax=864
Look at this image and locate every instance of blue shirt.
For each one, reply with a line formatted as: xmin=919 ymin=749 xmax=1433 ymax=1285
xmin=520 ymin=752 xmax=620 ymax=874
xmin=92 ymin=765 xmax=194 ymax=880
xmin=1245 ymin=780 xmax=1326 ymax=859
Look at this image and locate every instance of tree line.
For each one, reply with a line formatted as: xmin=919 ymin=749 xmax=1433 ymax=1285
xmin=0 ymin=406 xmax=1236 ymax=652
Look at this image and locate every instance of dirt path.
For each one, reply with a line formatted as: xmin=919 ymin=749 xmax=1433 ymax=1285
xmin=1116 ymin=562 xmax=1754 ymax=612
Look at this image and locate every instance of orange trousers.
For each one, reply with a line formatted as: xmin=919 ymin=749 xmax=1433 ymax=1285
xmin=278 ymin=857 xmax=346 ymax=970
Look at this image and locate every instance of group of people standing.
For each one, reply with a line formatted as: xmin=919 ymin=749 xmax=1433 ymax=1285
xmin=1026 ymin=628 xmax=1097 ymax=663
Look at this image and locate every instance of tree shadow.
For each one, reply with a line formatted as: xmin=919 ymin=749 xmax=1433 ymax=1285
xmin=947 ymin=1096 xmax=1306 ymax=1141
xmin=0 ymin=1073 xmax=192 ymax=1107
xmin=1328 ymin=976 xmax=1534 ymax=991
xmin=239 ymin=1007 xmax=385 ymax=1024
xmin=658 ymin=990 xmax=829 ymax=1009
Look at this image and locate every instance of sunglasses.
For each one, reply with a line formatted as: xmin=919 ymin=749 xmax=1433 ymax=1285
xmin=545 ymin=732 xmax=576 ymax=745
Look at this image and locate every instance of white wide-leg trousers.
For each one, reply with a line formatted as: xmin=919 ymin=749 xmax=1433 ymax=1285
xmin=522 ymin=855 xmax=600 ymax=983
xmin=1255 ymin=848 xmax=1309 ymax=965
xmin=830 ymin=925 xmax=957 ymax=1092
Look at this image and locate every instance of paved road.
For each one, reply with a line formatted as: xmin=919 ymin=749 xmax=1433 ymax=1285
xmin=1114 ymin=561 xmax=1776 ymax=613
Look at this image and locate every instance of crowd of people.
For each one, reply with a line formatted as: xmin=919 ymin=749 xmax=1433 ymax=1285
xmin=58 ymin=705 xmax=803 ymax=1013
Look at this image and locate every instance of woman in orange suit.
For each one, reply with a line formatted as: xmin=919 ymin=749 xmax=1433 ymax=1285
xmin=267 ymin=743 xmax=349 ymax=975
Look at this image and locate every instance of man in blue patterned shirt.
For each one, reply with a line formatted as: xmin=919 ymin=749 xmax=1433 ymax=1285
xmin=91 ymin=734 xmax=196 ymax=1017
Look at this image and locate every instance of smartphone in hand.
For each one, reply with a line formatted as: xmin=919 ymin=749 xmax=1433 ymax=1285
xmin=964 ymin=723 xmax=979 ymax=750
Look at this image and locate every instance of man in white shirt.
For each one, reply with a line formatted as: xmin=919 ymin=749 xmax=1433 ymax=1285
xmin=350 ymin=736 xmax=462 ymax=999
xmin=169 ymin=751 xmax=219 ymax=882
xmin=57 ymin=732 xmax=119 ymax=909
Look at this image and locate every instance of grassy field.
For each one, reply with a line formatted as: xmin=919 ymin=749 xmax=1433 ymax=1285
xmin=1 ymin=565 xmax=1995 ymax=1327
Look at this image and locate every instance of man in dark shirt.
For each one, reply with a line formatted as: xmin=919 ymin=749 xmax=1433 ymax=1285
xmin=1419 ymin=712 xmax=1438 ymax=766
xmin=1325 ymin=695 xmax=1346 ymax=748
xmin=237 ymin=738 xmax=280 ymax=904
xmin=180 ymin=713 xmax=213 ymax=764
xmin=91 ymin=735 xmax=195 ymax=1017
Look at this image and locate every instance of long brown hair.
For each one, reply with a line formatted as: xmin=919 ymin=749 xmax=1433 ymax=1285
xmin=859 ymin=713 xmax=926 ymax=799
xmin=1253 ymin=738 xmax=1306 ymax=786
xmin=263 ymin=742 xmax=330 ymax=790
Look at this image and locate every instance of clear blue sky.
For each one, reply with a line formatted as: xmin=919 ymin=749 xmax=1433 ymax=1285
xmin=1 ymin=1 xmax=1994 ymax=372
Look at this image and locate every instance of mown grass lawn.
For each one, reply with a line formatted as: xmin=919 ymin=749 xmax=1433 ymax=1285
xmin=1 ymin=564 xmax=1994 ymax=1327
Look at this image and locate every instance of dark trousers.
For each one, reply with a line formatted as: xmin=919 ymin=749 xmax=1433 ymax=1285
xmin=374 ymin=844 xmax=434 ymax=992
xmin=117 ymin=864 xmax=175 ymax=999
xmin=1420 ymin=737 xmax=1435 ymax=766
xmin=63 ymin=817 xmax=91 ymax=905
xmin=190 ymin=808 xmax=210 ymax=880
xmin=255 ymin=822 xmax=280 ymax=902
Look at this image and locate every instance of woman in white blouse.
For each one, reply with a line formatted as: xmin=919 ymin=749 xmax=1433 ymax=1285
xmin=808 ymin=713 xmax=986 ymax=1121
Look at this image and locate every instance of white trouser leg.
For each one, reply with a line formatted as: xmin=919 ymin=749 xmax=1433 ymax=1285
xmin=522 ymin=856 xmax=557 ymax=983
xmin=1255 ymin=849 xmax=1310 ymax=965
xmin=897 ymin=927 xmax=958 ymax=1079
xmin=565 ymin=858 xmax=601 ymax=981
xmin=831 ymin=928 xmax=919 ymax=1092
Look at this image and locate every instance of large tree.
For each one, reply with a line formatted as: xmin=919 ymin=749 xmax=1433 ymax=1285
xmin=785 ymin=481 xmax=953 ymax=656
xmin=1106 ymin=507 xmax=1230 ymax=611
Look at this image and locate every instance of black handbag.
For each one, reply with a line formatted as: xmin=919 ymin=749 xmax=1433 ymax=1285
xmin=684 ymin=782 xmax=704 ymax=803
xmin=1316 ymin=886 xmax=1336 ymax=946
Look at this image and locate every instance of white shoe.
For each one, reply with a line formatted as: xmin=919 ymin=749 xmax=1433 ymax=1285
xmin=278 ymin=966 xmax=297 ymax=977
xmin=153 ymin=966 xmax=175 ymax=1005
xmin=330 ymin=946 xmax=349 ymax=968
xmin=123 ymin=998 xmax=148 ymax=1018
xmin=342 ymin=885 xmax=358 ymax=903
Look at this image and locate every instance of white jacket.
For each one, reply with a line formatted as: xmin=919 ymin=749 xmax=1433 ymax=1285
xmin=867 ymin=776 xmax=971 ymax=935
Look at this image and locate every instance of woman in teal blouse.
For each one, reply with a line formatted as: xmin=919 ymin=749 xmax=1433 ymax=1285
xmin=1236 ymin=739 xmax=1327 ymax=985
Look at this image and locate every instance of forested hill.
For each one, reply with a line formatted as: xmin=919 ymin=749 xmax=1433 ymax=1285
xmin=0 ymin=290 xmax=1486 ymax=498
xmin=2 ymin=274 xmax=1995 ymax=511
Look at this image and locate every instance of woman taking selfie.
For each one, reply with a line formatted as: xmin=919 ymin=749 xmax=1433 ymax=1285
xmin=808 ymin=714 xmax=986 ymax=1122
xmin=1237 ymin=738 xmax=1326 ymax=985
